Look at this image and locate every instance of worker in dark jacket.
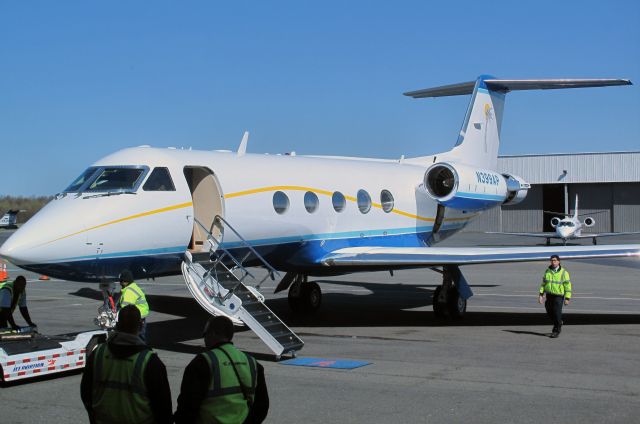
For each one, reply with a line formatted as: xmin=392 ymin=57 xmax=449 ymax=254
xmin=0 ymin=275 xmax=36 ymax=330
xmin=174 ymin=315 xmax=269 ymax=424
xmin=81 ymin=305 xmax=172 ymax=424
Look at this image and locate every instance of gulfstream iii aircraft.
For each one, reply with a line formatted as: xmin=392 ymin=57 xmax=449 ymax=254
xmin=1 ymin=76 xmax=639 ymax=356
xmin=489 ymin=194 xmax=640 ymax=245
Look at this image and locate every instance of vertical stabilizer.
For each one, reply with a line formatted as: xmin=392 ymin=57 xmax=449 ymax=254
xmin=449 ymin=76 xmax=505 ymax=169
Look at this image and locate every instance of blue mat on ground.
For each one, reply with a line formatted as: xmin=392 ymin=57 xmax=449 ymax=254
xmin=280 ymin=357 xmax=371 ymax=369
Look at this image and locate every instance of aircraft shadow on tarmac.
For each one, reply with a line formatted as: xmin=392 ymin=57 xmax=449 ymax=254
xmin=70 ymin=283 xmax=640 ymax=355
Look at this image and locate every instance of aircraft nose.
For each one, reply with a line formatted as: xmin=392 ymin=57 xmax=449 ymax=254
xmin=0 ymin=226 xmax=39 ymax=265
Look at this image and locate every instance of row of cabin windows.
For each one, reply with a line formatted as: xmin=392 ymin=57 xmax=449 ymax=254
xmin=273 ymin=189 xmax=394 ymax=215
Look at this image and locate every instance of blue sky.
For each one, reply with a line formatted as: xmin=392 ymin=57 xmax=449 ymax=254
xmin=1 ymin=1 xmax=639 ymax=196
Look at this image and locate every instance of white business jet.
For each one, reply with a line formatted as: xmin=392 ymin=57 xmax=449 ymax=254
xmin=489 ymin=194 xmax=640 ymax=245
xmin=1 ymin=76 xmax=639 ymax=356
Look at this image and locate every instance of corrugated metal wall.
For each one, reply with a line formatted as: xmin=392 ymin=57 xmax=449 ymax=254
xmin=613 ymin=183 xmax=640 ymax=232
xmin=463 ymin=152 xmax=640 ymax=233
xmin=569 ymin=184 xmax=612 ymax=233
xmin=502 ymin=185 xmax=543 ymax=232
xmin=464 ymin=182 xmax=640 ymax=233
xmin=499 ymin=152 xmax=640 ymax=184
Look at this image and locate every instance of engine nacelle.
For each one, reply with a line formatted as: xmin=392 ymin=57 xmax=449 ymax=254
xmin=583 ymin=217 xmax=595 ymax=227
xmin=501 ymin=173 xmax=530 ymax=206
xmin=550 ymin=217 xmax=560 ymax=228
xmin=423 ymin=162 xmax=530 ymax=211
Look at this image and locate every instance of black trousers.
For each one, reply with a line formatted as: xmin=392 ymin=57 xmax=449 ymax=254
xmin=544 ymin=294 xmax=564 ymax=331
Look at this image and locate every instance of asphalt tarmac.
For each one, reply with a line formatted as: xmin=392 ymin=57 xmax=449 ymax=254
xmin=1 ymin=230 xmax=639 ymax=423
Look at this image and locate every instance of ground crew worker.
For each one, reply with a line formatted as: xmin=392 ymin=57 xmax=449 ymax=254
xmin=538 ymin=254 xmax=572 ymax=338
xmin=81 ymin=305 xmax=172 ymax=424
xmin=118 ymin=269 xmax=149 ymax=341
xmin=174 ymin=315 xmax=269 ymax=424
xmin=0 ymin=275 xmax=36 ymax=330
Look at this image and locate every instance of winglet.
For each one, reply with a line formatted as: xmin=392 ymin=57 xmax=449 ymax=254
xmin=237 ymin=131 xmax=249 ymax=156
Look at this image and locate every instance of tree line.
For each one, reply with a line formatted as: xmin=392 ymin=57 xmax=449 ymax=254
xmin=0 ymin=195 xmax=53 ymax=224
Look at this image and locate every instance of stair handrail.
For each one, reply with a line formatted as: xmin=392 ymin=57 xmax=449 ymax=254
xmin=213 ymin=215 xmax=280 ymax=280
xmin=192 ymin=216 xmax=280 ymax=284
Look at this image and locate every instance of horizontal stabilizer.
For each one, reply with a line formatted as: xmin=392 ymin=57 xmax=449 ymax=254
xmin=404 ymin=78 xmax=632 ymax=98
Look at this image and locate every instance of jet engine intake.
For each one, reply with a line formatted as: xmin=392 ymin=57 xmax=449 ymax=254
xmin=584 ymin=217 xmax=595 ymax=227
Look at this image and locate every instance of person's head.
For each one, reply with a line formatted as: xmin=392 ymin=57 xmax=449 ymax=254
xmin=550 ymin=255 xmax=561 ymax=267
xmin=203 ymin=315 xmax=234 ymax=348
xmin=13 ymin=275 xmax=27 ymax=295
xmin=116 ymin=305 xmax=142 ymax=335
xmin=119 ymin=269 xmax=134 ymax=288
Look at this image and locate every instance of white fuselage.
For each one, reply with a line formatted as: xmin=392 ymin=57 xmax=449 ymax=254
xmin=0 ymin=147 xmax=480 ymax=281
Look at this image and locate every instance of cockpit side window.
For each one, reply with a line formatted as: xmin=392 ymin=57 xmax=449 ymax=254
xmin=64 ymin=167 xmax=99 ymax=192
xmin=86 ymin=167 xmax=148 ymax=192
xmin=143 ymin=167 xmax=176 ymax=191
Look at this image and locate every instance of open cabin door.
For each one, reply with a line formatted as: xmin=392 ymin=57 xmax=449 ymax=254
xmin=183 ymin=166 xmax=224 ymax=252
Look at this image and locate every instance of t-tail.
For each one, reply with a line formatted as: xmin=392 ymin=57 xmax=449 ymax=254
xmin=404 ymin=76 xmax=632 ymax=170
xmin=405 ymin=76 xmax=631 ymax=214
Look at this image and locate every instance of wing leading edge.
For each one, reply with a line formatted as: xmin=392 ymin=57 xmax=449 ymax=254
xmin=321 ymin=245 xmax=640 ymax=267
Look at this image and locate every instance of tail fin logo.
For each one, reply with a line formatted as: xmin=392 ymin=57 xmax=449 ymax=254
xmin=484 ymin=103 xmax=493 ymax=120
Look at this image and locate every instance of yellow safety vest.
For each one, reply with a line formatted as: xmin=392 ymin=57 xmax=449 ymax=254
xmin=197 ymin=343 xmax=258 ymax=424
xmin=119 ymin=282 xmax=149 ymax=318
xmin=0 ymin=280 xmax=24 ymax=312
xmin=91 ymin=343 xmax=154 ymax=424
xmin=540 ymin=267 xmax=572 ymax=299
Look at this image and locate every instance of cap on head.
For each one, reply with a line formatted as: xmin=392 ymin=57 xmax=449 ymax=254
xmin=116 ymin=304 xmax=142 ymax=335
xmin=550 ymin=254 xmax=560 ymax=261
xmin=203 ymin=315 xmax=234 ymax=341
xmin=119 ymin=269 xmax=134 ymax=283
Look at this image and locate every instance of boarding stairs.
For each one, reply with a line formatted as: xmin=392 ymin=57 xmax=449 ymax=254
xmin=181 ymin=216 xmax=304 ymax=358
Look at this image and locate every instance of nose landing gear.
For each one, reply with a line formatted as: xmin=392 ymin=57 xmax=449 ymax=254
xmin=95 ymin=281 xmax=117 ymax=330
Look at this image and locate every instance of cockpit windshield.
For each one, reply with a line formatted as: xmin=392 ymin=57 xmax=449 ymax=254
xmin=86 ymin=167 xmax=148 ymax=192
xmin=64 ymin=167 xmax=99 ymax=192
xmin=63 ymin=166 xmax=149 ymax=193
xmin=557 ymin=221 xmax=575 ymax=227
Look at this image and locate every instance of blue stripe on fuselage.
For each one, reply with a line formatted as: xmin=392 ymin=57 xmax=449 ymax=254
xmin=20 ymin=227 xmax=463 ymax=282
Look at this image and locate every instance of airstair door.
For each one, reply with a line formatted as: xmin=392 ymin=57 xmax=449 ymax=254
xmin=183 ymin=166 xmax=225 ymax=252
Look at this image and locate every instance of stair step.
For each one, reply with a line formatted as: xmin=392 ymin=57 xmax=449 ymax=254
xmin=181 ymin=216 xmax=304 ymax=357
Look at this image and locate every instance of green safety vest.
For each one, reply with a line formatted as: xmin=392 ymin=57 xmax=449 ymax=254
xmin=540 ymin=267 xmax=572 ymax=299
xmin=197 ymin=343 xmax=258 ymax=424
xmin=119 ymin=282 xmax=149 ymax=318
xmin=0 ymin=280 xmax=24 ymax=312
xmin=91 ymin=343 xmax=154 ymax=424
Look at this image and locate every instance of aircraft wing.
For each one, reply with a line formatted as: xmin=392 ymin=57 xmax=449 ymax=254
xmin=321 ymin=244 xmax=640 ymax=267
xmin=575 ymin=232 xmax=640 ymax=238
xmin=485 ymin=231 xmax=558 ymax=238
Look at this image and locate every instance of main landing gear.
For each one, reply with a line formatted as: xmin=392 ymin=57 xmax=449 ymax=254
xmin=432 ymin=266 xmax=471 ymax=320
xmin=276 ymin=273 xmax=323 ymax=314
xmin=287 ymin=274 xmax=322 ymax=313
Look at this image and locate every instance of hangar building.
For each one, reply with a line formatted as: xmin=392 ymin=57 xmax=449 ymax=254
xmin=466 ymin=151 xmax=640 ymax=233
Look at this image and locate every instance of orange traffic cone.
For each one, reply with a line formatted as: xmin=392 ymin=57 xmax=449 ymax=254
xmin=0 ymin=263 xmax=7 ymax=282
xmin=39 ymin=275 xmax=50 ymax=281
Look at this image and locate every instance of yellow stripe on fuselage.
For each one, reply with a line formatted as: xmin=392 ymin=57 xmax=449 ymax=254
xmin=225 ymin=186 xmax=476 ymax=223
xmin=42 ymin=201 xmax=193 ymax=246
